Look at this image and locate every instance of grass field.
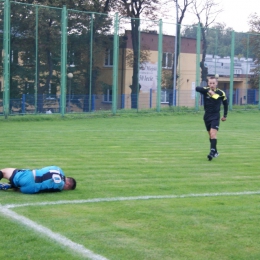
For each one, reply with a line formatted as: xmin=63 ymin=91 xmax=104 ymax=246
xmin=1 ymin=110 xmax=260 ymax=260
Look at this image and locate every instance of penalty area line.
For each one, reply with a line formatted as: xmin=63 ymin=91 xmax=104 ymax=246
xmin=3 ymin=190 xmax=260 ymax=209
xmin=0 ymin=206 xmax=109 ymax=260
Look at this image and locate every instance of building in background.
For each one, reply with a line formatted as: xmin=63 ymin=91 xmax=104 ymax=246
xmin=1 ymin=31 xmax=258 ymax=114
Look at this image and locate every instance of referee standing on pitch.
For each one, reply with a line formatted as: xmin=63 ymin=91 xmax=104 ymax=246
xmin=196 ymin=76 xmax=228 ymax=161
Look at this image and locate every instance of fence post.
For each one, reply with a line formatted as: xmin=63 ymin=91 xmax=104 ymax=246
xmin=156 ymin=19 xmax=162 ymax=112
xmin=137 ymin=18 xmax=141 ymax=111
xmin=258 ymin=76 xmax=260 ymax=110
xmin=121 ymin=94 xmax=125 ymax=109
xmin=245 ymin=34 xmax=250 ymax=106
xmin=60 ymin=5 xmax=68 ymax=116
xmin=22 ymin=94 xmax=25 ymax=114
xmin=91 ymin=94 xmax=95 ymax=111
xmin=3 ymin=0 xmax=10 ymax=118
xmin=34 ymin=5 xmax=39 ymax=114
xmin=87 ymin=13 xmax=94 ymax=112
xmin=195 ymin=23 xmax=201 ymax=111
xmin=112 ymin=13 xmax=119 ymax=115
xmin=214 ymin=29 xmax=218 ymax=76
xmin=150 ymin=88 xmax=152 ymax=108
xmin=229 ymin=30 xmax=235 ymax=111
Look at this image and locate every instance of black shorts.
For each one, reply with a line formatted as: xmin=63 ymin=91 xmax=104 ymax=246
xmin=204 ymin=118 xmax=220 ymax=131
xmin=9 ymin=169 xmax=21 ymax=188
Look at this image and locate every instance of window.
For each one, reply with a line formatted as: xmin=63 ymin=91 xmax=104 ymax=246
xmin=234 ymin=69 xmax=241 ymax=75
xmin=104 ymin=49 xmax=113 ymax=67
xmin=161 ymin=89 xmax=170 ymax=103
xmin=162 ymin=52 xmax=173 ymax=69
xmin=103 ymin=88 xmax=112 ymax=102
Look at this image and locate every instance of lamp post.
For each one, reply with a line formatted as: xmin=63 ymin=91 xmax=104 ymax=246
xmin=67 ymin=72 xmax=73 ymax=112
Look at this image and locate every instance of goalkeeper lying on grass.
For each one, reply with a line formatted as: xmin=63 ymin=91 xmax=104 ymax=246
xmin=0 ymin=166 xmax=76 ymax=194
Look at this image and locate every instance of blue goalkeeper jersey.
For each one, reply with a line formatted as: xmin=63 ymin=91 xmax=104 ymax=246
xmin=12 ymin=166 xmax=65 ymax=194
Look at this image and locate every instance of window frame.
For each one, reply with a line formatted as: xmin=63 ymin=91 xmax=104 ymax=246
xmin=161 ymin=89 xmax=170 ymax=103
xmin=104 ymin=49 xmax=113 ymax=67
xmin=162 ymin=52 xmax=173 ymax=69
xmin=103 ymin=88 xmax=112 ymax=103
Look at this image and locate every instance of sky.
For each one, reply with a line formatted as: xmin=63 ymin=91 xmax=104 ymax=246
xmin=161 ymin=0 xmax=259 ymax=33
xmin=216 ymin=0 xmax=258 ymax=32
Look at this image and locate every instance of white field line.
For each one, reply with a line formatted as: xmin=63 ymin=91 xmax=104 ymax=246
xmin=3 ymin=129 xmax=205 ymax=133
xmin=3 ymin=129 xmax=257 ymax=134
xmin=1 ymin=190 xmax=260 ymax=260
xmin=0 ymin=206 xmax=109 ymax=260
xmin=3 ymin=190 xmax=260 ymax=209
xmin=5 ymin=129 xmax=249 ymax=134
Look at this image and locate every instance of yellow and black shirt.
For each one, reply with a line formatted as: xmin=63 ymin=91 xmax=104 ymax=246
xmin=196 ymin=86 xmax=228 ymax=119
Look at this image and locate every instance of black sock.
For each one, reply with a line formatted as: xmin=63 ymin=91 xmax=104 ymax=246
xmin=0 ymin=171 xmax=3 ymax=180
xmin=210 ymin=139 xmax=217 ymax=152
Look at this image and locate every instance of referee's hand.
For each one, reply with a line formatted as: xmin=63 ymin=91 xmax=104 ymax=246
xmin=221 ymin=117 xmax=227 ymax=121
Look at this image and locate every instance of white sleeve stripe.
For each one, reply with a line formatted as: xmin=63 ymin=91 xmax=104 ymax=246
xmin=49 ymin=170 xmax=60 ymax=174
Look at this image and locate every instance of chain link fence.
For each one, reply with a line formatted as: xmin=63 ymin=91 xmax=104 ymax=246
xmin=1 ymin=0 xmax=260 ymax=117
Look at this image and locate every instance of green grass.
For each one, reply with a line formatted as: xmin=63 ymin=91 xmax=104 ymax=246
xmin=1 ymin=111 xmax=260 ymax=259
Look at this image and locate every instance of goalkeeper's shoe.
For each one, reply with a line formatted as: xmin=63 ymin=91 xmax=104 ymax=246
xmin=0 ymin=183 xmax=12 ymax=190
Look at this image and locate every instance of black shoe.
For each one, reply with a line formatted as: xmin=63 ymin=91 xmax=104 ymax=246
xmin=207 ymin=151 xmax=215 ymax=161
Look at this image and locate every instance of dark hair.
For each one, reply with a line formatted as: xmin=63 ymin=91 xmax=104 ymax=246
xmin=209 ymin=76 xmax=218 ymax=81
xmin=67 ymin=177 xmax=77 ymax=190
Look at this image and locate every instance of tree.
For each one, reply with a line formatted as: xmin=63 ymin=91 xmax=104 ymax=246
xmin=0 ymin=0 xmax=113 ymax=112
xmin=182 ymin=22 xmax=252 ymax=60
xmin=192 ymin=0 xmax=222 ymax=84
xmin=248 ymin=13 xmax=260 ymax=89
xmin=205 ymin=23 xmax=231 ymax=57
xmin=64 ymin=2 xmax=114 ymax=112
xmin=170 ymin=0 xmax=194 ymax=96
xmin=110 ymin=0 xmax=160 ymax=108
xmin=181 ymin=23 xmax=197 ymax=38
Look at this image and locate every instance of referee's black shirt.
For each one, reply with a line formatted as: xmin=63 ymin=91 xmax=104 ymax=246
xmin=196 ymin=86 xmax=228 ymax=119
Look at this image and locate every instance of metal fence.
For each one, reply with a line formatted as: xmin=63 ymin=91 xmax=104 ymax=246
xmin=1 ymin=88 xmax=259 ymax=115
xmin=1 ymin=0 xmax=260 ymax=117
